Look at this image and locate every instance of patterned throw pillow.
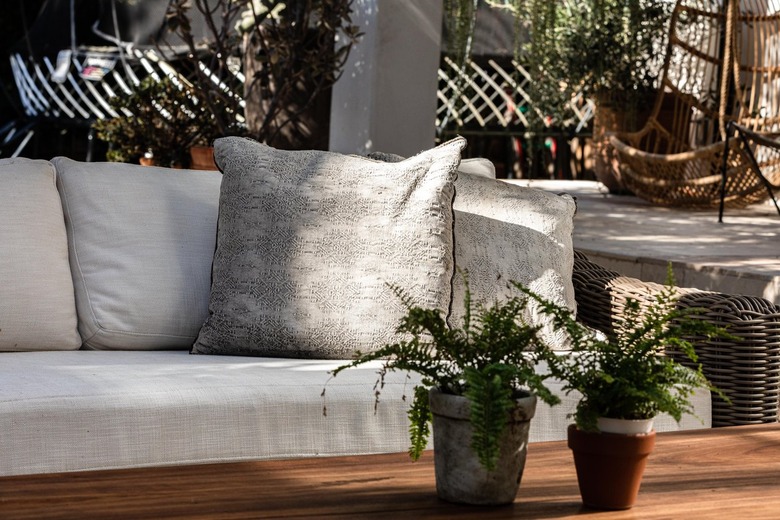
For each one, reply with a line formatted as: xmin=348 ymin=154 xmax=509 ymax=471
xmin=192 ymin=136 xmax=465 ymax=359
xmin=368 ymin=151 xmax=496 ymax=179
xmin=451 ymin=173 xmax=577 ymax=350
xmin=366 ymin=150 xmax=576 ymax=349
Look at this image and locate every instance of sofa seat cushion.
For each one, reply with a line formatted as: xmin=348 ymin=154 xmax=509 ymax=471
xmin=192 ymin=137 xmax=465 ymax=359
xmin=0 ymin=350 xmax=418 ymax=476
xmin=0 ymin=158 xmax=81 ymax=351
xmin=52 ymin=158 xmax=222 ymax=350
xmin=0 ymin=351 xmax=710 ymax=476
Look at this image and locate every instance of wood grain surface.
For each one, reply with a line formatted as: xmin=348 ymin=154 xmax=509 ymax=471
xmin=1 ymin=424 xmax=779 ymax=519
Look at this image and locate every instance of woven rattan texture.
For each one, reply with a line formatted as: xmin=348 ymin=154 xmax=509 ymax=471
xmin=610 ymin=0 xmax=780 ymax=208
xmin=573 ymin=251 xmax=780 ymax=426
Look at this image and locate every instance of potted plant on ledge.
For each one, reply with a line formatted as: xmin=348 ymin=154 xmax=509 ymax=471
xmin=517 ymin=271 xmax=728 ymax=510
xmin=327 ymin=281 xmax=561 ymax=506
xmin=161 ymin=0 xmax=360 ymax=151
xmin=516 ymin=0 xmax=672 ymax=192
xmin=92 ymin=77 xmax=202 ymax=167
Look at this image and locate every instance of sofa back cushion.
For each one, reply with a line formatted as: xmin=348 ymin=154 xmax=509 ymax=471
xmin=0 ymin=158 xmax=81 ymax=351
xmin=52 ymin=158 xmax=222 ymax=350
xmin=192 ymin=136 xmax=465 ymax=359
xmin=368 ymin=152 xmax=496 ymax=180
xmin=451 ymin=174 xmax=577 ymax=350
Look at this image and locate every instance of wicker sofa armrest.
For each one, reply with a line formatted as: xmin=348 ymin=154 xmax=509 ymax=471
xmin=573 ymin=250 xmax=780 ymax=427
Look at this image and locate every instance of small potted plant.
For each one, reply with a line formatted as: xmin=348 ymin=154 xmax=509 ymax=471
xmin=92 ymin=77 xmax=204 ymax=167
xmin=327 ymin=280 xmax=561 ymax=505
xmin=513 ymin=0 xmax=672 ymax=191
xmin=516 ymin=269 xmax=728 ymax=510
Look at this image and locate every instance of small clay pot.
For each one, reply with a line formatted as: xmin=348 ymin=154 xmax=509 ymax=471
xmin=567 ymin=424 xmax=656 ymax=510
xmin=189 ymin=146 xmax=218 ymax=170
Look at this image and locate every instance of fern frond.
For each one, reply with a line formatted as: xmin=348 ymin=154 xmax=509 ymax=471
xmin=513 ymin=269 xmax=730 ymax=431
xmin=328 ymin=275 xmax=562 ymax=469
xmin=407 ymin=385 xmax=432 ymax=461
xmin=464 ymin=365 xmax=515 ymax=470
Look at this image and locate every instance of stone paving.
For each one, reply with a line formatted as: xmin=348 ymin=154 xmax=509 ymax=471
xmin=519 ymin=180 xmax=780 ymax=305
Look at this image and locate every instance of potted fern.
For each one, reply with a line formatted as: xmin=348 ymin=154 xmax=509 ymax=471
xmin=516 ymin=270 xmax=727 ymax=510
xmin=329 ymin=281 xmax=560 ymax=505
xmin=92 ymin=77 xmax=209 ymax=167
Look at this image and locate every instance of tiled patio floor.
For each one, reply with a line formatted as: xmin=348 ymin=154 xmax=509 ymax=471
xmin=521 ymin=180 xmax=780 ymax=305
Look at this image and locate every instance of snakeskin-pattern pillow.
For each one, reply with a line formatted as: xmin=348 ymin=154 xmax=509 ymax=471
xmin=366 ymin=151 xmax=575 ymax=349
xmin=451 ymin=173 xmax=577 ymax=350
xmin=192 ymin=136 xmax=465 ymax=358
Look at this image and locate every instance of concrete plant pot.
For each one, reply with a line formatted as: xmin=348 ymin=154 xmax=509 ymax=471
xmin=567 ymin=424 xmax=656 ymax=510
xmin=429 ymin=388 xmax=537 ymax=505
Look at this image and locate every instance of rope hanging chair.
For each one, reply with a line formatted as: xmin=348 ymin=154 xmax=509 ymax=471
xmin=609 ymin=0 xmax=780 ymax=216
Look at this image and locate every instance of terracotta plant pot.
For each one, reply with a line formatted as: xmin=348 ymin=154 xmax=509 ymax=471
xmin=567 ymin=424 xmax=655 ymax=510
xmin=429 ymin=388 xmax=537 ymax=505
xmin=593 ymin=90 xmax=687 ymax=195
xmin=189 ymin=146 xmax=218 ymax=171
xmin=592 ymin=93 xmax=654 ymax=195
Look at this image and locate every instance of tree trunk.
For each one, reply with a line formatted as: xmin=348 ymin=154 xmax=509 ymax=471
xmin=243 ymin=32 xmax=331 ymax=151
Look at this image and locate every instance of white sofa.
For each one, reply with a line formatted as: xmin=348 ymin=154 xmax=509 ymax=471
xmin=0 ymin=141 xmax=710 ymax=477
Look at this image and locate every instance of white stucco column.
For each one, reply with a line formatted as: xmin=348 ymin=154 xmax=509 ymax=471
xmin=329 ymin=0 xmax=443 ymax=156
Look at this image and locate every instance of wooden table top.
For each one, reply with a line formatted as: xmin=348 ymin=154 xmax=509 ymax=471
xmin=1 ymin=424 xmax=779 ymax=519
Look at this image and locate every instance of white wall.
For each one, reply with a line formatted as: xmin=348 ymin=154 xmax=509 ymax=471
xmin=329 ymin=0 xmax=443 ymax=156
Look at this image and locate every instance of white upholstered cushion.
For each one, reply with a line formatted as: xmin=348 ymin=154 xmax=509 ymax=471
xmin=451 ymin=175 xmax=577 ymax=349
xmin=456 ymin=157 xmax=496 ymax=178
xmin=0 ymin=158 xmax=81 ymax=351
xmin=0 ymin=350 xmax=710 ymax=476
xmin=0 ymin=350 xmax=420 ymax=476
xmin=52 ymin=158 xmax=222 ymax=350
xmin=192 ymin=137 xmax=465 ymax=359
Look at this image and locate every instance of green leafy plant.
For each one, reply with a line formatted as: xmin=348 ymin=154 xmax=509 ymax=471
xmin=327 ymin=280 xmax=560 ymax=471
xmin=553 ymin=0 xmax=671 ymax=108
xmin=161 ymin=0 xmax=360 ymax=149
xmin=486 ymin=0 xmax=672 ymax=128
xmin=515 ymin=267 xmax=729 ymax=432
xmin=92 ymin=77 xmax=217 ymax=166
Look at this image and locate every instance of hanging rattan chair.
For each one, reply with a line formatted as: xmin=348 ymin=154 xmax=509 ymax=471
xmin=609 ymin=0 xmax=780 ymax=219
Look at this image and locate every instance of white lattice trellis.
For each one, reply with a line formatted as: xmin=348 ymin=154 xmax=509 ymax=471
xmin=436 ymin=56 xmax=594 ymax=133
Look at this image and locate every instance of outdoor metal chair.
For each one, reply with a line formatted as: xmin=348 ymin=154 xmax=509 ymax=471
xmin=609 ymin=0 xmax=780 ymax=218
xmin=721 ymin=121 xmax=780 ymax=221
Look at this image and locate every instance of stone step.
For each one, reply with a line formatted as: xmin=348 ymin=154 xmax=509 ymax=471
xmin=514 ymin=180 xmax=780 ymax=305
